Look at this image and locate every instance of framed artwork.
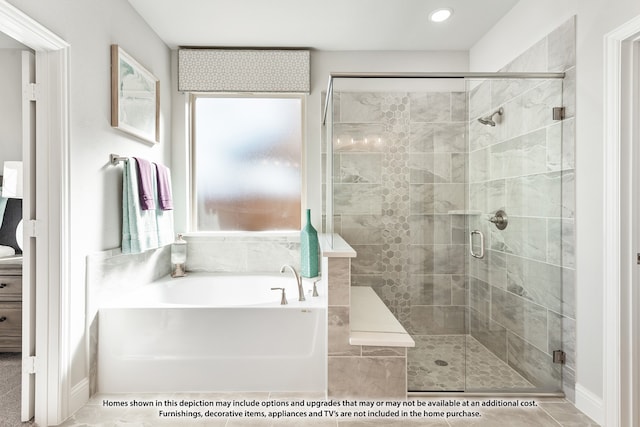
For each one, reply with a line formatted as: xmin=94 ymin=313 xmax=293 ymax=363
xmin=111 ymin=45 xmax=160 ymax=143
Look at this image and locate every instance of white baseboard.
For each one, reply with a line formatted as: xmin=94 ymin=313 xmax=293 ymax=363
xmin=69 ymin=378 xmax=90 ymax=417
xmin=575 ymin=383 xmax=604 ymax=426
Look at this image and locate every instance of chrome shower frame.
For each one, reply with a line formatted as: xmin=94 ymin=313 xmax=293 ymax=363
xmin=321 ymin=71 xmax=565 ymax=126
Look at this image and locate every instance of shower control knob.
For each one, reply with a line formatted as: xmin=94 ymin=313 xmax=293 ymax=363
xmin=488 ymin=210 xmax=508 ymax=230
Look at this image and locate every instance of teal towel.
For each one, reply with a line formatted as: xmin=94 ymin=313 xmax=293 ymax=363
xmin=122 ymin=159 xmax=159 ymax=254
xmin=156 ymin=208 xmax=174 ymax=247
xmin=0 ymin=187 xmax=7 ymax=225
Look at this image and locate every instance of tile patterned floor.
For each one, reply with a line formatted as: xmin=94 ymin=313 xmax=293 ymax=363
xmin=1 ymin=352 xmax=599 ymax=427
xmin=54 ymin=393 xmax=599 ymax=427
xmin=408 ymin=335 xmax=533 ymax=391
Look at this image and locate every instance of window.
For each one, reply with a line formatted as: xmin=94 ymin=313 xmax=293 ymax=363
xmin=191 ymin=94 xmax=303 ymax=231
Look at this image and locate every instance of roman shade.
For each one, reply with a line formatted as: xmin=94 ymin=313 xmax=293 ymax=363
xmin=178 ymin=49 xmax=310 ymax=93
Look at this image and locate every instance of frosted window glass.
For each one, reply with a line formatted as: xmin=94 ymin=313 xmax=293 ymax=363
xmin=193 ymin=96 xmax=302 ymax=231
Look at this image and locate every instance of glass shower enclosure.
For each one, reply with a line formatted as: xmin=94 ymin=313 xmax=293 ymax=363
xmin=322 ymin=72 xmax=569 ymax=395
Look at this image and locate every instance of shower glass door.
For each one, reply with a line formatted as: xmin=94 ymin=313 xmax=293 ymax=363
xmin=325 ymin=74 xmax=568 ymax=395
xmin=465 ymin=77 xmax=567 ymax=393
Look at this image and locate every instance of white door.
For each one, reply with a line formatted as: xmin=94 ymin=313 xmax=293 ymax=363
xmin=21 ymin=50 xmax=36 ymax=423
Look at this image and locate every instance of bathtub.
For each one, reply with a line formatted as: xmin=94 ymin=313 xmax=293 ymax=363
xmin=97 ymin=272 xmax=327 ymax=393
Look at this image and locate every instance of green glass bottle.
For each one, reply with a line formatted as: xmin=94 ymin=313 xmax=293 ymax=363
xmin=300 ymin=209 xmax=319 ymax=278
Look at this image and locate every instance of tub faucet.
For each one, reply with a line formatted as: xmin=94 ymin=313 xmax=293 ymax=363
xmin=280 ymin=264 xmax=305 ymax=301
xmin=271 ymin=287 xmax=288 ymax=305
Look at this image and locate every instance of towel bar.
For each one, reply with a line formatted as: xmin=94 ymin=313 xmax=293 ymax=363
xmin=109 ymin=154 xmax=127 ymax=165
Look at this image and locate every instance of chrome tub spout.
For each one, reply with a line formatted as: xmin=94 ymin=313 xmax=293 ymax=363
xmin=280 ymin=264 xmax=305 ymax=301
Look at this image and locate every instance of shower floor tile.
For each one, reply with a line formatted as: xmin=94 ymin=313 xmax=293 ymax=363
xmin=408 ymin=335 xmax=533 ymax=391
xmin=408 ymin=335 xmax=466 ymax=391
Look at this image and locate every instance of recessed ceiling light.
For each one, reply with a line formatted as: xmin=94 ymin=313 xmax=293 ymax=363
xmin=429 ymin=8 xmax=453 ymax=23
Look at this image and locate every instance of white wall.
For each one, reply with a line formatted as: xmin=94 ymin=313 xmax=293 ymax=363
xmin=0 ymin=30 xmax=28 ymax=48
xmin=7 ymin=0 xmax=172 ymax=398
xmin=571 ymin=0 xmax=640 ymax=416
xmin=470 ymin=0 xmax=640 ymax=423
xmin=469 ymin=0 xmax=578 ymax=71
xmin=0 ymin=49 xmax=23 ymax=167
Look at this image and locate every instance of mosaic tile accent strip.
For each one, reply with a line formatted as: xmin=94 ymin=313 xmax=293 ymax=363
xmin=333 ymin=89 xmax=468 ymax=333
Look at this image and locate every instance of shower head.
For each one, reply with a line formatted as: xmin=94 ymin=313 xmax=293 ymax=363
xmin=477 ymin=116 xmax=496 ymax=126
xmin=477 ymin=107 xmax=504 ymax=126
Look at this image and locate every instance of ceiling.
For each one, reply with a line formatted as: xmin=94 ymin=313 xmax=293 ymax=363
xmin=127 ymin=0 xmax=520 ymax=51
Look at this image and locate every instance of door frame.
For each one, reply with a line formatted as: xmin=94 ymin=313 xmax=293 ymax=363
xmin=0 ymin=2 xmax=71 ymax=426
xmin=603 ymin=14 xmax=640 ymax=427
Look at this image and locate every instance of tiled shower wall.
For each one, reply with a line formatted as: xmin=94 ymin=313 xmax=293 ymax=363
xmin=330 ymin=88 xmax=469 ymax=333
xmin=467 ymin=17 xmax=576 ymax=399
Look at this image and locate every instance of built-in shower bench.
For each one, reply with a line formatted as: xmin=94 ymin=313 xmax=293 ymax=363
xmin=350 ymin=286 xmax=415 ymax=347
xmin=321 ymin=233 xmax=413 ymax=399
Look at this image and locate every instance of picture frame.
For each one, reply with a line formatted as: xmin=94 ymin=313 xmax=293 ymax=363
xmin=111 ymin=45 xmax=160 ymax=144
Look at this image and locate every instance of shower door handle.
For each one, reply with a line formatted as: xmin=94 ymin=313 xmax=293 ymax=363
xmin=469 ymin=230 xmax=485 ymax=259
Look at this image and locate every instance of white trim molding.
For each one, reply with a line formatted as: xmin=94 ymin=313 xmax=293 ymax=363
xmin=0 ymin=1 xmax=67 ymax=50
xmin=603 ymin=13 xmax=640 ymax=427
xmin=0 ymin=1 xmax=72 ymax=426
xmin=575 ymin=384 xmax=605 ymax=426
xmin=69 ymin=378 xmax=90 ymax=416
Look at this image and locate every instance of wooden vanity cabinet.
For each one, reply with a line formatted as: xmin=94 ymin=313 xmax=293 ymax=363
xmin=0 ymin=266 xmax=22 ymax=352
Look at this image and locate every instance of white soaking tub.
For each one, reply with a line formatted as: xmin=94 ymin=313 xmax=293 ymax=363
xmin=98 ymin=272 xmax=327 ymax=393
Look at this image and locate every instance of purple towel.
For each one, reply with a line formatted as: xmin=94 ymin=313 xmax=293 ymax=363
xmin=133 ymin=157 xmax=155 ymax=210
xmin=154 ymin=162 xmax=173 ymax=211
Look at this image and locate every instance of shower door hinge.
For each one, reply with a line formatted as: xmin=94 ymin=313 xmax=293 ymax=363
xmin=552 ymin=350 xmax=566 ymax=364
xmin=552 ymin=107 xmax=565 ymax=121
